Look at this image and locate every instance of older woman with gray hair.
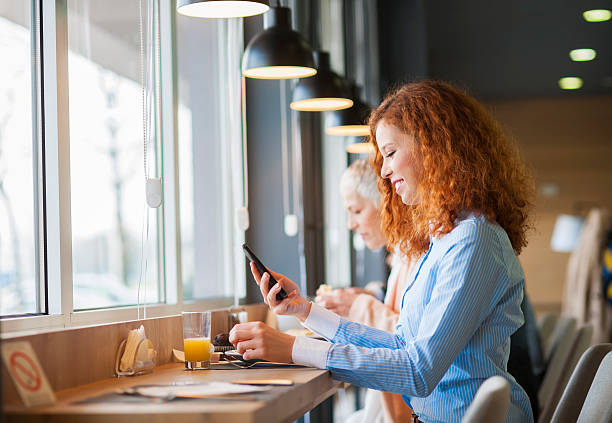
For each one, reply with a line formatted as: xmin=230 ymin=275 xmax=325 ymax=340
xmin=316 ymin=159 xmax=417 ymax=423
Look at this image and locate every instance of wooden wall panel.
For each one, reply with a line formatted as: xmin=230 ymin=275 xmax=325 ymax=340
xmin=2 ymin=303 xmax=269 ymax=406
xmin=487 ymin=95 xmax=612 ymax=314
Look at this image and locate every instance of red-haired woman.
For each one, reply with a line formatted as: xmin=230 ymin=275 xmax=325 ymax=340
xmin=230 ymin=81 xmax=535 ymax=422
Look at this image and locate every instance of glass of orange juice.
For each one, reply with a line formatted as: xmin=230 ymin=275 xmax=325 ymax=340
xmin=182 ymin=311 xmax=212 ymax=370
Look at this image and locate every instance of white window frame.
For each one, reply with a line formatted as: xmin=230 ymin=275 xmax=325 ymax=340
xmin=1 ymin=0 xmax=245 ymax=335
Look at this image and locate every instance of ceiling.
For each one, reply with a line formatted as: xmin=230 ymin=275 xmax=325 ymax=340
xmin=423 ymin=0 xmax=612 ymax=100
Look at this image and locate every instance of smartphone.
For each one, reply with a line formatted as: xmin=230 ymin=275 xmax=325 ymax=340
xmin=242 ymin=243 xmax=288 ymax=302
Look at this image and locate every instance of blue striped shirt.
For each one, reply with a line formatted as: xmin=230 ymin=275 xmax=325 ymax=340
xmin=297 ymin=214 xmax=533 ymax=422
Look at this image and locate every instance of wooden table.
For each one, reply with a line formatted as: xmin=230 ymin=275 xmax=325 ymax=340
xmin=4 ymin=362 xmax=341 ymax=423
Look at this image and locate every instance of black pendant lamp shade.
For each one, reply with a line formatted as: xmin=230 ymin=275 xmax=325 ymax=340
xmin=242 ymin=7 xmax=317 ymax=79
xmin=326 ymin=84 xmax=371 ymax=136
xmin=177 ymin=0 xmax=269 ymax=18
xmin=290 ymin=51 xmax=353 ymax=111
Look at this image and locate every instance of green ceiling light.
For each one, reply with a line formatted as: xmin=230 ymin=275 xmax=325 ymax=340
xmin=242 ymin=7 xmax=316 ymax=79
xmin=325 ymin=85 xmax=371 ymax=136
xmin=290 ymin=51 xmax=353 ymax=111
xmin=583 ymin=9 xmax=612 ymax=22
xmin=559 ymin=77 xmax=583 ymax=90
xmin=569 ymin=48 xmax=597 ymax=61
xmin=177 ymin=0 xmax=269 ymax=18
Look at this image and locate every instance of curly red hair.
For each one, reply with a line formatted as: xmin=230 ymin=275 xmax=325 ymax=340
xmin=369 ymin=80 xmax=534 ymax=258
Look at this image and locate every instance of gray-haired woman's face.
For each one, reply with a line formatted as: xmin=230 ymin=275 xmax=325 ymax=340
xmin=342 ymin=192 xmax=386 ymax=250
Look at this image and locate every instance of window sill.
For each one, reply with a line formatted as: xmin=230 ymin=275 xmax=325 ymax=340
xmin=0 ymin=297 xmax=240 ymax=337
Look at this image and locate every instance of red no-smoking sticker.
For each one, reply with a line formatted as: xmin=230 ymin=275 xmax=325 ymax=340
xmin=9 ymin=351 xmax=42 ymax=392
xmin=1 ymin=341 xmax=55 ymax=407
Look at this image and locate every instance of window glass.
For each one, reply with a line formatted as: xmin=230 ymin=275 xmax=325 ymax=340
xmin=177 ymin=16 xmax=245 ymax=300
xmin=0 ymin=2 xmax=42 ymax=315
xmin=67 ymin=0 xmax=160 ymax=310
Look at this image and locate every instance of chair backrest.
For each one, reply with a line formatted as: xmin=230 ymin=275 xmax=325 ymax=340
xmin=538 ymin=317 xmax=577 ymax=408
xmin=539 ymin=324 xmax=593 ymax=422
xmin=550 ymin=343 xmax=612 ymax=423
xmin=577 ymin=351 xmax=612 ymax=422
xmin=543 ymin=316 xmax=576 ymax=363
xmin=538 ymin=313 xmax=559 ymax=353
xmin=461 ymin=376 xmax=510 ymax=423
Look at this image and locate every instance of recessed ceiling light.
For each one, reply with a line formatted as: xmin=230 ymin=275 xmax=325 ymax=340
xmin=569 ymin=48 xmax=596 ymax=62
xmin=583 ymin=9 xmax=611 ymax=22
xmin=558 ymin=77 xmax=583 ymax=90
xmin=539 ymin=182 xmax=560 ymax=198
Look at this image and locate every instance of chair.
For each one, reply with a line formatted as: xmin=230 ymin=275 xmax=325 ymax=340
xmin=538 ymin=324 xmax=593 ymax=423
xmin=461 ymin=376 xmax=510 ymax=423
xmin=550 ymin=343 xmax=612 ymax=423
xmin=543 ymin=316 xmax=576 ymax=363
xmin=538 ymin=317 xmax=576 ymax=410
xmin=576 ymin=351 xmax=612 ymax=422
xmin=538 ymin=313 xmax=559 ymax=354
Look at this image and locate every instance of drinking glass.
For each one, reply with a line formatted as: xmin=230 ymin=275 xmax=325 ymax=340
xmin=182 ymin=311 xmax=212 ymax=370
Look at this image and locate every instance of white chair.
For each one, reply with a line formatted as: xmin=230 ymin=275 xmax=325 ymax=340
xmin=538 ymin=324 xmax=593 ymax=423
xmin=577 ymin=351 xmax=612 ymax=422
xmin=538 ymin=313 xmax=559 ymax=353
xmin=461 ymin=376 xmax=510 ymax=423
xmin=543 ymin=316 xmax=576 ymax=363
xmin=551 ymin=343 xmax=612 ymax=423
xmin=538 ymin=317 xmax=577 ymax=409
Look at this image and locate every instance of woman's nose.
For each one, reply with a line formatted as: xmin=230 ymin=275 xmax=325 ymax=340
xmin=347 ymin=216 xmax=357 ymax=230
xmin=381 ymin=162 xmax=391 ymax=179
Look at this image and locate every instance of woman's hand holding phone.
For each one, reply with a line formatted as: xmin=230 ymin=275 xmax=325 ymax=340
xmin=250 ymin=262 xmax=312 ymax=322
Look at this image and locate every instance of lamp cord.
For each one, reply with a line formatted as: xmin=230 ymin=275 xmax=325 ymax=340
xmin=280 ymin=80 xmax=290 ymax=217
xmin=311 ymin=0 xmax=321 ymax=50
xmin=241 ymin=75 xmax=249 ymax=209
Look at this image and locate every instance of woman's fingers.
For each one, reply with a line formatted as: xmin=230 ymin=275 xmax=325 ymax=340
xmin=267 ymin=281 xmax=282 ymax=304
xmin=259 ymin=272 xmax=271 ymax=303
xmin=228 ymin=322 xmax=268 ymax=360
xmin=235 ymin=339 xmax=258 ymax=355
xmin=250 ymin=262 xmax=262 ymax=282
xmin=229 ymin=322 xmax=260 ymax=345
xmin=242 ymin=347 xmax=265 ymax=361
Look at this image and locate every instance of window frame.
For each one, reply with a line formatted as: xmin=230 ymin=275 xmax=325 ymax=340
xmin=1 ymin=0 xmax=244 ymax=335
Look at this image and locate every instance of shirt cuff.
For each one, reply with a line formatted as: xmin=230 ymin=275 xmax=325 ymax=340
xmin=302 ymin=302 xmax=342 ymax=340
xmin=292 ymin=335 xmax=331 ymax=368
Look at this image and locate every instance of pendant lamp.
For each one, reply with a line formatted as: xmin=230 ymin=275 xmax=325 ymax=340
xmin=290 ymin=51 xmax=353 ymax=111
xmin=325 ymin=84 xmax=371 ymax=136
xmin=177 ymin=0 xmax=269 ymax=18
xmin=346 ymin=138 xmax=375 ymax=154
xmin=242 ymin=7 xmax=317 ymax=79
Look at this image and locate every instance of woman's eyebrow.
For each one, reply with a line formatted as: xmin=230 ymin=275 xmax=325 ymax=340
xmin=379 ymin=141 xmax=394 ymax=153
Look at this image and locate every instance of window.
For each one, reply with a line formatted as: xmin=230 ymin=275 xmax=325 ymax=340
xmin=67 ymin=0 xmax=160 ymax=310
xmin=177 ymin=17 xmax=246 ymax=301
xmin=0 ymin=1 xmax=44 ymax=316
xmin=1 ymin=0 xmax=246 ymax=329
